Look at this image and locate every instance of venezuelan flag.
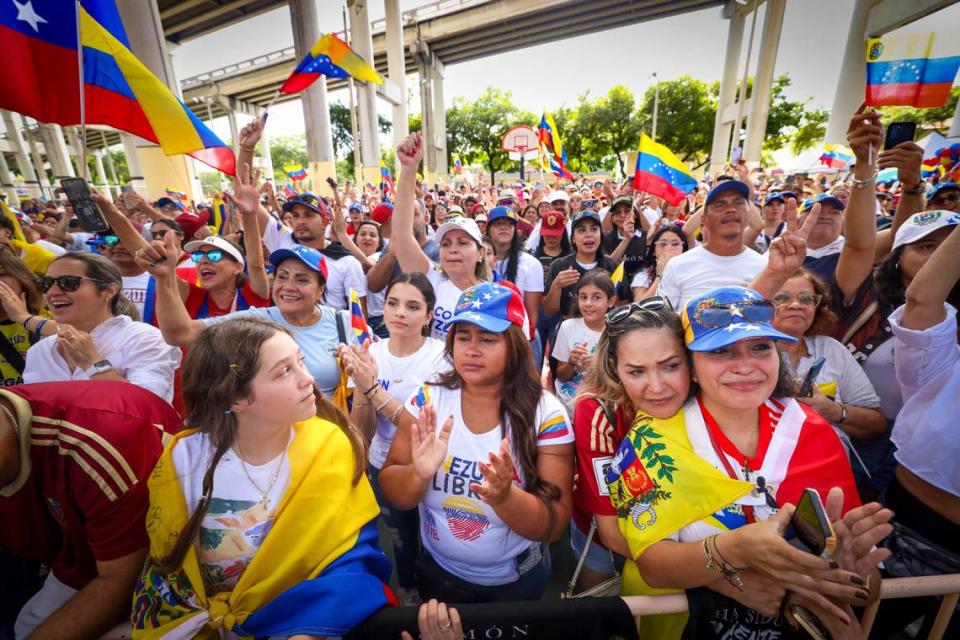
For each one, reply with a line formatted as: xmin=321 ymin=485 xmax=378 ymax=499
xmin=453 ymin=156 xmax=463 ymax=174
xmin=610 ymin=262 xmax=625 ymax=287
xmin=165 ymin=187 xmax=187 ymax=202
xmin=866 ymin=33 xmax=960 ymax=108
xmin=282 ymin=183 xmax=298 ymax=198
xmin=280 ymin=33 xmax=382 ymax=94
xmin=0 ymin=0 xmax=235 ymax=175
xmin=538 ymin=113 xmax=573 ymax=179
xmin=285 ymin=164 xmax=308 ymax=181
xmin=350 ymin=289 xmax=374 ymax=345
xmin=633 ymin=133 xmax=697 ymax=206
xmin=380 ymin=160 xmax=395 ymax=198
xmin=819 ymin=144 xmax=854 ymax=169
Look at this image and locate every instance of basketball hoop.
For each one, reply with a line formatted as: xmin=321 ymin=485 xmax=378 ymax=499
xmin=502 ymin=126 xmax=537 ymax=155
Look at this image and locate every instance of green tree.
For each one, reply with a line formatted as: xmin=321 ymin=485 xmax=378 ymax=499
xmin=578 ymin=86 xmax=642 ymax=178
xmin=636 ymin=76 xmax=717 ymax=166
xmin=269 ymin=134 xmax=308 ymax=184
xmin=329 ymin=101 xmax=392 ymax=169
xmin=879 ymin=86 xmax=960 ymax=135
xmin=791 ymin=107 xmax=830 ymax=153
xmin=445 ymin=87 xmax=534 ymax=183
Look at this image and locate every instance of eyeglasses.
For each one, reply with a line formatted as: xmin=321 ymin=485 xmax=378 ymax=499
xmin=695 ymin=300 xmax=775 ymax=327
xmin=100 ymin=235 xmax=120 ymax=247
xmin=772 ymin=292 xmax=822 ymax=308
xmin=191 ymin=249 xmax=224 ymax=263
xmin=605 ymin=296 xmax=669 ymax=331
xmin=36 ymin=275 xmax=105 ymax=293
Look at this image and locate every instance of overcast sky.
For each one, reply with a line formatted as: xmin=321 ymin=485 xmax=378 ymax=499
xmin=173 ymin=0 xmax=959 ymax=143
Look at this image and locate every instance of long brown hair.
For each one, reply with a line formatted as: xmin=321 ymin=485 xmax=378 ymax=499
xmin=0 ymin=251 xmax=43 ymax=314
xmin=156 ymin=318 xmax=364 ymax=574
xmin=433 ymin=323 xmax=561 ymax=528
xmin=51 ymin=252 xmax=137 ymax=319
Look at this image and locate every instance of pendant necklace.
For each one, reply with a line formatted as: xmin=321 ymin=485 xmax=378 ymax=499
xmin=235 ymin=443 xmax=287 ymax=509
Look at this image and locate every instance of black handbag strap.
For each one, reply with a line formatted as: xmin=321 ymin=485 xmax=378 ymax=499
xmin=0 ymin=333 xmax=26 ymax=376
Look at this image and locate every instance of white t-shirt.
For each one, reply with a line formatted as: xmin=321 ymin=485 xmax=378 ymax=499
xmin=172 ymin=431 xmax=292 ymax=595
xmin=323 ymin=254 xmax=367 ymax=311
xmin=427 ymin=267 xmax=466 ymax=342
xmin=366 ymin=251 xmax=386 ymax=317
xmin=121 ymin=271 xmax=152 ymax=319
xmin=788 ymin=335 xmax=881 ymax=413
xmin=348 ymin=337 xmax=447 ymax=469
xmin=494 ymin=251 xmax=545 ymax=297
xmin=658 ymin=245 xmax=768 ymax=310
xmin=404 ymin=384 xmax=574 ymax=586
xmin=551 ymin=317 xmax=603 ymax=414
xmin=630 ymin=268 xmax=654 ymax=291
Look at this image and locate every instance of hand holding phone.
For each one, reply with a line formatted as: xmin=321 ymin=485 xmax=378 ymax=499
xmin=884 ymin=121 xmax=916 ymax=151
xmin=791 ymin=488 xmax=836 ymax=557
xmin=798 ymin=357 xmax=826 ymax=398
xmin=60 ymin=178 xmax=108 ymax=233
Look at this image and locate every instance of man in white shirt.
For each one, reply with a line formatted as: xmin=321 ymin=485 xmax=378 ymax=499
xmin=659 ymin=181 xmax=768 ymax=309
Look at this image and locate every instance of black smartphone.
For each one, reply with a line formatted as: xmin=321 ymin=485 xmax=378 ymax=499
xmin=884 ymin=121 xmax=916 ymax=150
xmin=60 ymin=178 xmax=108 ymax=233
xmin=791 ymin=488 xmax=836 ymax=557
xmin=797 ymin=357 xmax=826 ymax=397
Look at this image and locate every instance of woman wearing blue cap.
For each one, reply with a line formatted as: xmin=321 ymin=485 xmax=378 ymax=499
xmin=606 ymin=286 xmax=893 ymax=639
xmin=378 ymin=282 xmax=574 ymax=604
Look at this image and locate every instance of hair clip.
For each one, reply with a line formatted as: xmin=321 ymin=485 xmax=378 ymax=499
xmin=224 ymin=409 xmax=232 ymax=415
xmin=228 ymin=363 xmax=239 ymax=373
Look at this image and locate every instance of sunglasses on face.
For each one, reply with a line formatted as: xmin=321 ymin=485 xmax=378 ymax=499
xmin=772 ymin=292 xmax=822 ymax=308
xmin=695 ymin=300 xmax=775 ymax=328
xmin=191 ymin=249 xmax=225 ymax=263
xmin=36 ymin=275 xmax=104 ymax=293
xmin=152 ymin=228 xmax=180 ymax=239
xmin=498 ymin=198 xmax=515 ymax=206
xmin=100 ymin=235 xmax=120 ymax=247
xmin=605 ymin=296 xmax=669 ymax=331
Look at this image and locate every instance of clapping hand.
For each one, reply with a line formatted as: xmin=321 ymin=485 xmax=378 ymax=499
xmin=471 ymin=437 xmax=516 ymax=506
xmin=411 ymin=405 xmax=453 ymax=481
xmin=56 ymin=324 xmax=101 ymax=371
xmin=824 ymin=486 xmax=893 ymax=582
xmin=337 ymin=341 xmax=378 ymax=391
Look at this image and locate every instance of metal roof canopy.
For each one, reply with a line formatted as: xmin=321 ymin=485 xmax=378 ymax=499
xmin=160 ymin=0 xmax=288 ymax=43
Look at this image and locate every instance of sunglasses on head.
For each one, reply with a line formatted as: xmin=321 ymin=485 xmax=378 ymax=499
xmin=694 ymin=300 xmax=775 ymax=328
xmin=605 ymin=296 xmax=670 ymax=329
xmin=191 ymin=249 xmax=225 ymax=263
xmin=36 ymin=275 xmax=104 ymax=293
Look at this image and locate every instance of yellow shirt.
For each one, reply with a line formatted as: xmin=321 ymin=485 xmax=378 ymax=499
xmin=0 ymin=321 xmax=32 ymax=386
xmin=13 ymin=240 xmax=55 ymax=276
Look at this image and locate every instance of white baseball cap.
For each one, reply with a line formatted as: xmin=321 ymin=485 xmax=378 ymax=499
xmin=435 ymin=216 xmax=483 ymax=246
xmin=547 ymin=190 xmax=570 ymax=203
xmin=892 ymin=210 xmax=960 ymax=252
xmin=184 ymin=235 xmax=245 ymax=264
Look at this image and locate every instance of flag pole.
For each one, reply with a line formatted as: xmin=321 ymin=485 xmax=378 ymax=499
xmin=74 ymin=0 xmax=89 ymax=181
xmin=264 ymin=90 xmax=281 ymax=113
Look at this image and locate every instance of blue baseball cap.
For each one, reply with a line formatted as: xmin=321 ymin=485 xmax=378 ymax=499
xmin=268 ymin=245 xmax=328 ymax=281
xmin=763 ymin=192 xmax=785 ymax=205
xmin=929 ymin=182 xmax=958 ymax=201
xmin=705 ymin=180 xmax=750 ymax=206
xmin=780 ymin=190 xmax=798 ymax=201
xmin=570 ymin=209 xmax=602 ymax=230
xmin=682 ymin=287 xmax=796 ymax=352
xmin=282 ymin=192 xmax=328 ymax=217
xmin=154 ymin=197 xmax=184 ymax=210
xmin=487 ymin=206 xmax=517 ymax=225
xmin=442 ymin=282 xmax=527 ymax=333
xmin=802 ymin=193 xmax=844 ymax=212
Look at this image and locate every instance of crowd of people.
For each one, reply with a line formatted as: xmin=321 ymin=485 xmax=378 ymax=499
xmin=0 ymin=104 xmax=958 ymax=640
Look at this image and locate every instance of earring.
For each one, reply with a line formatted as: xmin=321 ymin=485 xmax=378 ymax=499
xmin=224 ymin=408 xmax=232 ymax=415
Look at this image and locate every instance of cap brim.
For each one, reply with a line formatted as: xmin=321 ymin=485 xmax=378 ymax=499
xmin=540 ymin=228 xmax=564 ymax=236
xmin=443 ymin=313 xmax=512 ymax=333
xmin=268 ymin=248 xmax=325 ymax=279
xmin=687 ymin=323 xmax=797 ymax=352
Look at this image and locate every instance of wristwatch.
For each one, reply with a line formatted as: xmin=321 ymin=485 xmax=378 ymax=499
xmin=837 ymin=402 xmax=848 ymax=424
xmin=84 ymin=359 xmax=114 ymax=377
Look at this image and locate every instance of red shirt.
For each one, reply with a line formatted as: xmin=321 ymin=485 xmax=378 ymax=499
xmin=183 ymin=280 xmax=271 ymax=319
xmin=571 ymin=396 xmax=632 ymax=538
xmin=0 ymin=382 xmax=182 ymax=589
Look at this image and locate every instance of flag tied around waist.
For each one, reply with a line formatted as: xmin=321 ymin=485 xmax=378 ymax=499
xmin=0 ymin=0 xmax=235 ymax=175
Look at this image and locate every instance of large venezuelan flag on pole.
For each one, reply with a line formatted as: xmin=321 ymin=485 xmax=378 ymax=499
xmin=280 ymin=33 xmax=382 ymax=94
xmin=0 ymin=0 xmax=235 ymax=175
xmin=538 ymin=113 xmax=574 ymax=180
xmin=865 ymin=32 xmax=960 ymax=108
xmin=633 ymin=133 xmax=697 ymax=206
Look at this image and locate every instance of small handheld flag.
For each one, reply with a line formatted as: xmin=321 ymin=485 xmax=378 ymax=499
xmin=819 ymin=144 xmax=854 ymax=169
xmin=610 ymin=262 xmax=625 ymax=288
xmin=454 ymin=156 xmax=463 ymax=174
xmin=282 ymin=183 xmax=298 ymax=198
xmin=280 ymin=33 xmax=383 ymax=95
xmin=285 ymin=164 xmax=309 ymax=181
xmin=350 ymin=289 xmax=375 ymax=344
xmin=538 ymin=113 xmax=574 ymax=179
xmin=865 ymin=32 xmax=960 ymax=108
xmin=633 ymin=134 xmax=697 ymax=206
xmin=165 ymin=188 xmax=187 ymax=202
xmin=380 ymin=160 xmax=396 ymax=198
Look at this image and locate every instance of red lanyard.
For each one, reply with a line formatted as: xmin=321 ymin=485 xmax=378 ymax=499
xmin=697 ymin=396 xmax=768 ymax=524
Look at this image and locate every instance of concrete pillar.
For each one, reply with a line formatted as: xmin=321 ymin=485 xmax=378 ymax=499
xmin=743 ymin=0 xmax=786 ymax=163
xmin=1 ymin=111 xmax=42 ymax=198
xmin=350 ymin=0 xmax=382 ymax=189
xmin=709 ymin=6 xmax=746 ymax=175
xmin=289 ymin=0 xmax=336 ymax=196
xmin=121 ymin=133 xmax=146 ymax=193
xmin=430 ymin=58 xmax=448 ymax=182
xmin=38 ymin=124 xmax=76 ymax=180
xmin=0 ymin=153 xmax=18 ymax=203
xmin=226 ymin=110 xmax=239 ymax=149
xmin=949 ymin=96 xmax=960 ymax=138
xmin=825 ymin=0 xmax=876 ymax=144
xmin=94 ymin=151 xmax=110 ymax=197
xmin=384 ymin=0 xmax=409 ymax=147
xmin=23 ymin=124 xmax=53 ymax=199
xmin=257 ymin=111 xmax=275 ymax=181
xmin=115 ymin=0 xmax=198 ymax=200
xmin=415 ymin=49 xmax=436 ymax=182
xmin=63 ymin=127 xmax=82 ymax=177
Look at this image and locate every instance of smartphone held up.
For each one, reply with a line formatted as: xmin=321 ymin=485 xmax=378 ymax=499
xmin=60 ymin=178 xmax=108 ymax=233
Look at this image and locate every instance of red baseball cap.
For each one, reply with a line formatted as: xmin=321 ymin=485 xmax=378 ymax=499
xmin=371 ymin=202 xmax=395 ymax=224
xmin=539 ymin=211 xmax=565 ymax=237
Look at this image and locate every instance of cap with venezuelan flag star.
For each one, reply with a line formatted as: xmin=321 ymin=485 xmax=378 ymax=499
xmin=443 ymin=282 xmax=527 ymax=333
xmin=682 ymin=287 xmax=796 ymax=352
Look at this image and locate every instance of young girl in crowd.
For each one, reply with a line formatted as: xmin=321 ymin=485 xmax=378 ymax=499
xmin=340 ymin=273 xmax=446 ymax=606
xmin=391 ymin=133 xmax=490 ymax=342
xmin=353 ymin=220 xmax=388 ymax=338
xmin=543 ymin=210 xmax=616 ymax=319
xmin=570 ymin=297 xmax=692 ymax=590
xmin=131 ymin=318 xmax=393 ymax=638
xmin=379 ymin=282 xmax=574 ymax=603
xmin=630 ymin=224 xmax=688 ymax=301
xmin=552 ymin=270 xmax=615 ymax=415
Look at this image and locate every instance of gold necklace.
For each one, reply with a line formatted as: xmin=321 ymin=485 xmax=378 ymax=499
xmin=234 ymin=442 xmax=287 ymax=509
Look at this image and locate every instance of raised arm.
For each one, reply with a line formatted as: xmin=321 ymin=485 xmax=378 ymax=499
xmin=123 ymin=190 xmax=172 ymax=222
xmin=901 ymin=223 xmax=960 ymax=330
xmin=327 ymin=180 xmax=375 ymax=272
xmin=875 ymin=141 xmax=925 ymax=260
xmin=235 ymin=116 xmax=278 ymax=235
xmin=90 ymin=189 xmax=150 ymax=255
xmin=135 ymin=233 xmax=205 ymax=346
xmin=366 ymin=245 xmax=398 ymax=294
xmin=835 ymin=106 xmax=882 ymax=303
xmin=391 ymin=133 xmax=432 ymax=274
xmin=230 ymin=163 xmax=271 ymax=300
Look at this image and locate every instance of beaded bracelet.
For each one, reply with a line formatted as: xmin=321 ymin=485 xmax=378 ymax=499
xmin=703 ymin=534 xmax=744 ymax=591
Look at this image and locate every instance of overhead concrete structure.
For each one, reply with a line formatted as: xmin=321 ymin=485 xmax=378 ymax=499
xmin=384 ymin=0 xmax=409 ymax=147
xmin=825 ymin=0 xmax=960 ymax=143
xmin=349 ymin=0 xmax=383 ymax=189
